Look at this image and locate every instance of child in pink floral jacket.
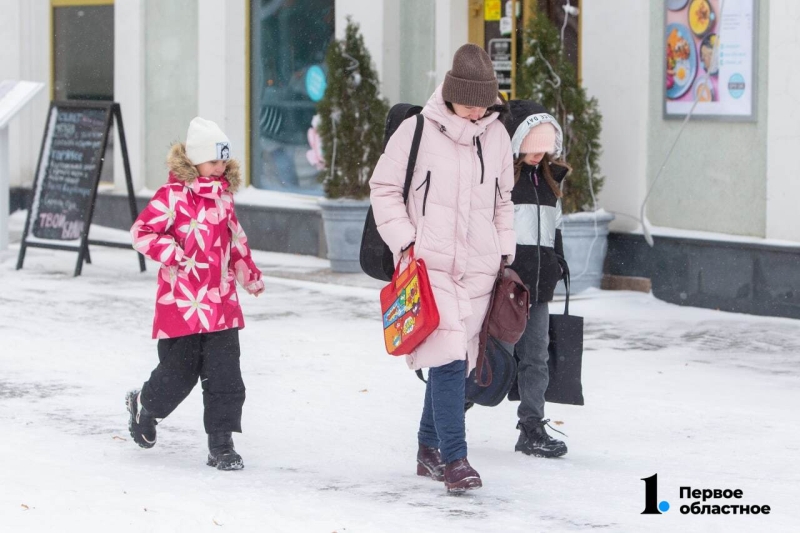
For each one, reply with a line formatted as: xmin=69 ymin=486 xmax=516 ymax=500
xmin=126 ymin=117 xmax=263 ymax=471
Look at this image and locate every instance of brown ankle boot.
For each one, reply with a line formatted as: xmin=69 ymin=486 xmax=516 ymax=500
xmin=416 ymin=444 xmax=445 ymax=481
xmin=444 ymin=457 xmax=482 ymax=493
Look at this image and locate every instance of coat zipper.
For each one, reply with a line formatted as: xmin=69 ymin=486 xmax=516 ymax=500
xmin=474 ymin=136 xmax=485 ymax=184
xmin=531 ymin=168 xmax=542 ymax=300
xmin=416 ymin=170 xmax=431 ymax=216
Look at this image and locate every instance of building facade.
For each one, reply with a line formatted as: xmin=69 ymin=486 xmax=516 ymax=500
xmin=3 ymin=0 xmax=800 ymax=317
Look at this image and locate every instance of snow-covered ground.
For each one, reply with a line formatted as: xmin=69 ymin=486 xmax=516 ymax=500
xmin=1 ymin=215 xmax=798 ymax=532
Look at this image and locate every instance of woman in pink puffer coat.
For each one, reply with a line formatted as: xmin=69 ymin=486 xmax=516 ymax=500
xmin=370 ymin=44 xmax=515 ymax=493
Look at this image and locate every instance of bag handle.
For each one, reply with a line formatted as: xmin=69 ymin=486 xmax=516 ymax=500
xmin=401 ymin=114 xmax=425 ymax=204
xmin=563 ymin=270 xmax=571 ymax=316
xmin=391 ymin=245 xmax=415 ymax=285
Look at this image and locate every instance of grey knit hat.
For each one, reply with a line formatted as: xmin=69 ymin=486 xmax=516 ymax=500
xmin=442 ymin=44 xmax=499 ymax=108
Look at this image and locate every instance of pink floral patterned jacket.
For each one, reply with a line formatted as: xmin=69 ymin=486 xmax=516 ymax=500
xmin=131 ymin=144 xmax=264 ymax=339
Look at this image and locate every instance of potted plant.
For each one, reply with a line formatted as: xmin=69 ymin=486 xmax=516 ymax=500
xmin=316 ymin=18 xmax=389 ymax=273
xmin=516 ymin=13 xmax=613 ymax=293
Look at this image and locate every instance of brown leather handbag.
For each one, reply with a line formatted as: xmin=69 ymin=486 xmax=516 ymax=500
xmin=474 ymin=259 xmax=530 ymax=386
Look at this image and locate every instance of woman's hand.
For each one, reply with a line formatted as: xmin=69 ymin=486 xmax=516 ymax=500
xmin=401 ymin=242 xmax=415 ymax=261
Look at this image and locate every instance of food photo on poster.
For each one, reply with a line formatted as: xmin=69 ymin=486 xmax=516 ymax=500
xmin=664 ymin=0 xmax=755 ymax=119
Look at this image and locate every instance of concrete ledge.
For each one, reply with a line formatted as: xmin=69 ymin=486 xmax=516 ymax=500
xmin=601 ymin=274 xmax=652 ymax=293
xmin=234 ymin=201 xmax=326 ymax=257
xmin=605 ymin=232 xmax=800 ymax=319
xmin=10 ymin=188 xmax=327 ymax=258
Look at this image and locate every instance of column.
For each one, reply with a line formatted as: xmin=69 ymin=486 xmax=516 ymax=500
xmin=114 ymin=0 xmax=146 ymax=192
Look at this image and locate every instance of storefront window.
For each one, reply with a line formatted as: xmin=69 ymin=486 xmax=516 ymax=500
xmin=250 ymin=0 xmax=335 ymax=193
xmin=53 ymin=4 xmax=114 ymax=101
xmin=52 ymin=2 xmax=114 ymax=183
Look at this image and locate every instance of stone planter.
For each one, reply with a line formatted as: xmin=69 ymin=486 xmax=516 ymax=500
xmin=318 ymin=198 xmax=371 ymax=273
xmin=556 ymin=209 xmax=615 ymax=295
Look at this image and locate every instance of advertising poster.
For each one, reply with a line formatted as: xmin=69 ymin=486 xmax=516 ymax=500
xmin=485 ymin=0 xmax=501 ymax=21
xmin=664 ymin=0 xmax=756 ymax=120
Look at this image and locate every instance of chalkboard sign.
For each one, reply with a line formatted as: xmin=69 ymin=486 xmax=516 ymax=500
xmin=31 ymin=106 xmax=108 ymax=240
xmin=17 ymin=101 xmax=145 ymax=276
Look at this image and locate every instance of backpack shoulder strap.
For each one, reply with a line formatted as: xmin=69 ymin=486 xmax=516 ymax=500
xmin=402 ymin=114 xmax=425 ymax=204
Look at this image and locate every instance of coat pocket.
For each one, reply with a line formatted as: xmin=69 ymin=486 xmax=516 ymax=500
xmin=415 ymin=170 xmax=431 ymax=216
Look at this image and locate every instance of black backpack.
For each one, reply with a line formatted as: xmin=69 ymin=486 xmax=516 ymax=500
xmin=359 ymin=104 xmax=425 ymax=281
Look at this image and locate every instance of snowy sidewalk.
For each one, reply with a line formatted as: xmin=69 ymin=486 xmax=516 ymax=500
xmin=1 ymin=219 xmax=799 ymax=532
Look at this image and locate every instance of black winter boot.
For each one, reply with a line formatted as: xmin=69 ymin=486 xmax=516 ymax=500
xmin=207 ymin=432 xmax=244 ymax=471
xmin=126 ymin=389 xmax=157 ymax=449
xmin=515 ymin=419 xmax=568 ymax=458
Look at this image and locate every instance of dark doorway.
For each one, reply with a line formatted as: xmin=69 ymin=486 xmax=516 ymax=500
xmin=53 ymin=2 xmax=114 ymax=183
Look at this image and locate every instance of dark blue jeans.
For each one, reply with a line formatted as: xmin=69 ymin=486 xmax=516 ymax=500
xmin=417 ymin=359 xmax=467 ymax=464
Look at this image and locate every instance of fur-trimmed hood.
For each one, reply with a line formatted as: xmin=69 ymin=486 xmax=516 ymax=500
xmin=166 ymin=143 xmax=242 ymax=193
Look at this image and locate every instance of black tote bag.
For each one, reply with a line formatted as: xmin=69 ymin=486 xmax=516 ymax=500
xmin=544 ymin=272 xmax=585 ymax=405
xmin=506 ymin=271 xmax=584 ymax=405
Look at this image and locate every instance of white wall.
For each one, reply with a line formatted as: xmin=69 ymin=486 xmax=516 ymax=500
xmin=335 ymin=0 xmax=398 ymax=102
xmin=435 ymin=0 xmax=469 ymax=88
xmin=0 ymin=0 xmax=49 ymax=189
xmin=0 ymin=0 xmax=19 ymax=77
xmin=400 ymin=0 xmax=437 ymax=104
xmin=336 ymin=0 xmax=468 ymax=104
xmin=119 ymin=0 xmax=245 ymax=192
xmin=0 ymin=0 xmax=22 ymax=188
xmin=144 ymin=0 xmax=199 ymax=190
xmin=197 ymin=0 xmax=247 ymax=180
xmin=114 ymin=0 xmax=145 ymax=191
xmin=581 ymin=0 xmax=650 ymax=232
xmin=645 ymin=0 xmax=769 ymax=237
xmin=765 ymin=0 xmax=800 ymax=242
xmin=381 ymin=0 xmax=402 ymax=104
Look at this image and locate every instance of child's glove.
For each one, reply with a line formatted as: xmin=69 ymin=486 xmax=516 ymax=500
xmin=245 ymin=280 xmax=265 ymax=297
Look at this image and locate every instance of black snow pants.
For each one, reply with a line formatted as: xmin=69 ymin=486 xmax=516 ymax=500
xmin=140 ymin=328 xmax=245 ymax=434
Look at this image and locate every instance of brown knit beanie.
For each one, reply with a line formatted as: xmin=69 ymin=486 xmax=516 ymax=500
xmin=442 ymin=44 xmax=498 ymax=108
